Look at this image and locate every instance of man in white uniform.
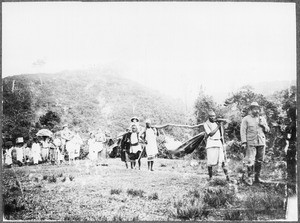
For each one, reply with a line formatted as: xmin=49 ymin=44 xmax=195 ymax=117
xmin=204 ymin=110 xmax=229 ymax=181
xmin=141 ymin=119 xmax=159 ymax=171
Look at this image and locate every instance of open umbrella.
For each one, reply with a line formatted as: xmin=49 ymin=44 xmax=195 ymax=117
xmin=36 ymin=129 xmax=53 ymax=138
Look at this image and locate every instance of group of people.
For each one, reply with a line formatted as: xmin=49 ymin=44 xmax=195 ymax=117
xmin=180 ymin=101 xmax=270 ymax=184
xmin=3 ymin=101 xmax=295 ymax=186
xmin=3 ymin=124 xmax=84 ymax=167
xmin=119 ymin=117 xmax=159 ymax=171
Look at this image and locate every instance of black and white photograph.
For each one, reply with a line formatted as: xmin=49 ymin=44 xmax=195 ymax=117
xmin=2 ymin=1 xmax=297 ymax=221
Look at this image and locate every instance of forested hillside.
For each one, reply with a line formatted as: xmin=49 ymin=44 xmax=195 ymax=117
xmin=2 ymin=71 xmax=189 ymax=142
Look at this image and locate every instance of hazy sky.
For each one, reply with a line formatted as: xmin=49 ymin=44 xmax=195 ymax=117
xmin=2 ymin=2 xmax=296 ymax=104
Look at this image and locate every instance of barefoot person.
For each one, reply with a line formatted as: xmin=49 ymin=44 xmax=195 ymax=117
xmin=141 ymin=119 xmax=159 ymax=171
xmin=240 ymin=102 xmax=270 ymax=185
xmin=128 ymin=124 xmax=143 ymax=170
xmin=204 ymin=110 xmax=229 ymax=181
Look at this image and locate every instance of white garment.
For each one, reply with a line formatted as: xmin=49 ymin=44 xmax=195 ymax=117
xmin=66 ymin=140 xmax=76 ymax=160
xmin=32 ymin=143 xmax=41 ymax=164
xmin=130 ymin=133 xmax=141 ymax=153
xmin=88 ymin=139 xmax=98 ymax=161
xmin=16 ymin=146 xmax=24 ymax=162
xmin=73 ymin=134 xmax=83 ymax=158
xmin=5 ymin=148 xmax=13 ymax=165
xmin=145 ymin=128 xmax=158 ymax=157
xmin=204 ymin=120 xmax=222 ymax=148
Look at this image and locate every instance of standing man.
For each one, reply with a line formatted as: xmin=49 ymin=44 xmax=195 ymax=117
xmin=95 ymin=128 xmax=107 ymax=165
xmin=204 ymin=110 xmax=229 ymax=181
xmin=60 ymin=124 xmax=74 ymax=152
xmin=120 ymin=128 xmax=131 ymax=169
xmin=141 ymin=119 xmax=159 ymax=171
xmin=129 ymin=124 xmax=143 ymax=170
xmin=15 ymin=137 xmax=24 ymax=167
xmin=240 ymin=102 xmax=270 ymax=185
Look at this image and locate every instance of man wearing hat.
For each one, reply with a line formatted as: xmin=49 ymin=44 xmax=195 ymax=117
xmin=131 ymin=116 xmax=141 ymax=132
xmin=241 ymin=102 xmax=270 ymax=185
xmin=204 ymin=110 xmax=229 ymax=181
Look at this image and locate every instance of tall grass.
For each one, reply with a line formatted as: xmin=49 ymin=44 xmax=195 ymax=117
xmin=171 ymin=197 xmax=209 ymax=220
xmin=203 ymin=186 xmax=236 ymax=208
xmin=48 ymin=175 xmax=57 ymax=183
xmin=223 ymin=210 xmax=243 ymax=220
xmin=127 ymin=189 xmax=145 ymax=198
xmin=110 ymin=188 xmax=122 ymax=195
xmin=112 ymin=214 xmax=139 ymax=221
xmin=148 ymin=192 xmax=159 ymax=200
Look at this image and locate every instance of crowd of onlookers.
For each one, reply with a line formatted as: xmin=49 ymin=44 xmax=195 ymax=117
xmin=2 ymin=116 xmax=162 ymax=171
xmin=2 ymin=124 xmax=111 ymax=168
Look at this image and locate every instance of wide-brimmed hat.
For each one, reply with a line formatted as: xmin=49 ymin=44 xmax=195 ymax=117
xmin=131 ymin=116 xmax=139 ymax=122
xmin=249 ymin=102 xmax=260 ymax=108
xmin=16 ymin=137 xmax=24 ymax=144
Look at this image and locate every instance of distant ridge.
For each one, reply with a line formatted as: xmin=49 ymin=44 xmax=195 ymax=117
xmin=2 ymin=70 xmax=188 ymax=138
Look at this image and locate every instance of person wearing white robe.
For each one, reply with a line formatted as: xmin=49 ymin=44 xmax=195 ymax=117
xmin=73 ymin=132 xmax=83 ymax=160
xmin=203 ymin=110 xmax=229 ymax=181
xmin=88 ymin=133 xmax=98 ymax=163
xmin=141 ymin=119 xmax=159 ymax=171
xmin=15 ymin=137 xmax=25 ymax=166
xmin=32 ymin=138 xmax=41 ymax=165
xmin=95 ymin=129 xmax=106 ymax=165
xmin=4 ymin=142 xmax=13 ymax=167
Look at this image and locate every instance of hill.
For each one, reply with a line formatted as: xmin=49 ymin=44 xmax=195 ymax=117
xmin=2 ymin=69 xmax=190 ymax=141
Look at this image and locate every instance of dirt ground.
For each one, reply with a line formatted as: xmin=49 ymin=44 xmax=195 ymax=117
xmin=2 ymin=157 xmax=288 ymax=221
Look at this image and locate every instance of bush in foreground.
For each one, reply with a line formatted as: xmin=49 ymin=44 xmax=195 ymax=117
xmin=244 ymin=192 xmax=285 ymax=220
xmin=148 ymin=192 xmax=159 ymax=200
xmin=203 ymin=186 xmax=236 ymax=208
xmin=110 ymin=189 xmax=122 ymax=195
xmin=127 ymin=189 xmax=145 ymax=198
xmin=171 ymin=197 xmax=209 ymax=220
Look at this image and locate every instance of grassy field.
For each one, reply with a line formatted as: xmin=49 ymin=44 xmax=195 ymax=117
xmin=2 ymin=157 xmax=287 ymax=221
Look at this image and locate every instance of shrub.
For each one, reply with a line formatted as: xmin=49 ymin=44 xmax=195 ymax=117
xmin=42 ymin=175 xmax=48 ymax=180
xmin=111 ymin=189 xmax=122 ymax=195
xmin=127 ymin=189 xmax=145 ymax=198
xmin=112 ymin=214 xmax=124 ymax=221
xmin=69 ymin=175 xmax=74 ymax=181
xmin=48 ymin=175 xmax=57 ymax=183
xmin=148 ymin=192 xmax=159 ymax=200
xmin=171 ymin=197 xmax=209 ymax=220
xmin=203 ymin=186 xmax=236 ymax=208
xmin=188 ymin=189 xmax=201 ymax=198
xmin=58 ymin=173 xmax=63 ymax=177
xmin=223 ymin=210 xmax=243 ymax=220
xmin=208 ymin=178 xmax=228 ymax=187
xmin=245 ymin=192 xmax=284 ymax=212
xmin=111 ymin=214 xmax=139 ymax=221
xmin=131 ymin=215 xmax=139 ymax=221
xmin=61 ymin=177 xmax=66 ymax=182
